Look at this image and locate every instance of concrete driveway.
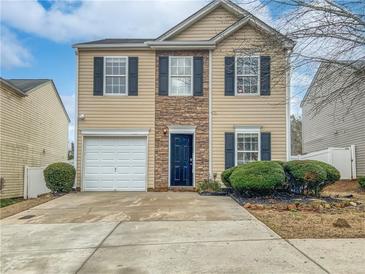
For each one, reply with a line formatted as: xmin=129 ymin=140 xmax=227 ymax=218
xmin=1 ymin=192 xmax=364 ymax=273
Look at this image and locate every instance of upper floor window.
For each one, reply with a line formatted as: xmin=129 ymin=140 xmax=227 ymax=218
xmin=104 ymin=57 xmax=128 ymax=95
xmin=169 ymin=56 xmax=193 ymax=96
xmin=236 ymin=129 xmax=260 ymax=165
xmin=236 ymin=56 xmax=259 ymax=95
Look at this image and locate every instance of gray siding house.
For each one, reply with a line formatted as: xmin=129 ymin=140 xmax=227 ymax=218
xmin=301 ymin=62 xmax=365 ymax=177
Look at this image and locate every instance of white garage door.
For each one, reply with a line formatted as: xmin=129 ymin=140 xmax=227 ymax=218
xmin=83 ymin=136 xmax=147 ymax=191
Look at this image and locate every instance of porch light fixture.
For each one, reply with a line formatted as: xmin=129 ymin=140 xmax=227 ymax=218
xmin=163 ymin=128 xmax=168 ymax=135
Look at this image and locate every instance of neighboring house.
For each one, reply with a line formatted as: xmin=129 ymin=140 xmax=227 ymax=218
xmin=301 ymin=61 xmax=365 ymax=177
xmin=0 ymin=78 xmax=70 ymax=198
xmin=73 ymin=0 xmax=294 ymax=192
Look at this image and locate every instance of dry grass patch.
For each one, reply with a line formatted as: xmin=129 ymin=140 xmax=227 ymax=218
xmin=250 ymin=207 xmax=365 ymax=239
xmin=322 ymin=180 xmax=365 ymax=200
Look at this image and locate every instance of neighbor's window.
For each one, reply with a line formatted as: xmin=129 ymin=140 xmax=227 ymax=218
xmin=104 ymin=57 xmax=128 ymax=95
xmin=169 ymin=56 xmax=193 ymax=96
xmin=236 ymin=132 xmax=260 ymax=164
xmin=236 ymin=56 xmax=259 ymax=95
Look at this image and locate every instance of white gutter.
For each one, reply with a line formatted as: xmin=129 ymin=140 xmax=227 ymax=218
xmin=208 ymin=50 xmax=213 ymax=179
xmin=74 ymin=49 xmax=79 ymax=189
xmin=286 ymin=49 xmax=292 ymax=161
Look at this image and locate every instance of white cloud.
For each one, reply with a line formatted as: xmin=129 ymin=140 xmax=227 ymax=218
xmin=0 ymin=0 xmax=207 ymax=42
xmin=0 ymin=26 xmax=33 ymax=69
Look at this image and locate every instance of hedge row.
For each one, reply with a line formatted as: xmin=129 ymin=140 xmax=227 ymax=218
xmin=222 ymin=160 xmax=340 ymax=196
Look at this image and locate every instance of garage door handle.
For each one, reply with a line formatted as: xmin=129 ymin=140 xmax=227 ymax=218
xmin=114 ymin=167 xmax=117 ymax=173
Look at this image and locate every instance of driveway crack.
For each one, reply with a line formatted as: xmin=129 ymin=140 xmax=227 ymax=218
xmin=74 ymin=221 xmax=122 ymax=274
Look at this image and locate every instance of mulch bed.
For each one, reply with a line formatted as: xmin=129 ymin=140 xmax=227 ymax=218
xmin=228 ymin=186 xmax=365 ymax=239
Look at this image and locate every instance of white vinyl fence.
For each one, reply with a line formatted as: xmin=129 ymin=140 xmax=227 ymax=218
xmin=23 ymin=166 xmax=50 ymax=199
xmin=291 ymin=146 xmax=356 ymax=180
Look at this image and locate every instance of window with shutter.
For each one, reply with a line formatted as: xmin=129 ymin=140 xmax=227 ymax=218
xmin=235 ymin=56 xmax=259 ymax=95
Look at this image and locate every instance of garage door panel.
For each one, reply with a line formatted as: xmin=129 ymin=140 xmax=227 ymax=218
xmin=83 ymin=136 xmax=147 ymax=191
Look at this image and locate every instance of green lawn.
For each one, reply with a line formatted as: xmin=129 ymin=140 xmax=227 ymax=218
xmin=0 ymin=198 xmax=23 ymax=208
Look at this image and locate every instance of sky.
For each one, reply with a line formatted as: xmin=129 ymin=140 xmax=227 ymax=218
xmin=0 ymin=0 xmax=313 ymax=142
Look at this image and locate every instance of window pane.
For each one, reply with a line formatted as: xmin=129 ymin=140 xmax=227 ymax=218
xmin=170 ymin=76 xmax=191 ymax=95
xmin=250 ymin=77 xmax=258 ymax=93
xmin=105 ymin=57 xmax=126 ymax=76
xmin=105 ymin=76 xmax=126 ymax=94
xmin=237 ymin=152 xmax=244 ymax=165
xmin=185 ymin=58 xmax=192 ymax=67
xmin=171 ymin=67 xmax=178 ymax=75
xmin=178 ymin=66 xmax=185 ymax=75
xmin=250 ymin=58 xmax=258 ymax=74
xmin=237 ymin=58 xmax=244 ymax=75
xmin=236 ymin=133 xmax=259 ymax=164
xmin=171 ymin=58 xmax=178 ymax=66
xmin=239 ymin=57 xmax=258 ymax=75
xmin=237 ymin=77 xmax=244 ymax=94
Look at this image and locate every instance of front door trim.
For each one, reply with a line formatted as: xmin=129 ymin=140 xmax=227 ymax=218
xmin=168 ymin=126 xmax=195 ymax=187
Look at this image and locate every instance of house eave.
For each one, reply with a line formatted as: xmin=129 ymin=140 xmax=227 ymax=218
xmin=0 ymin=78 xmax=27 ymax=96
xmin=73 ymin=43 xmax=150 ymax=49
xmin=145 ymin=41 xmax=216 ymax=50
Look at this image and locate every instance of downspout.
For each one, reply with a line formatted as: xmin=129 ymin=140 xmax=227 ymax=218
xmin=286 ymin=49 xmax=292 ymax=161
xmin=73 ymin=49 xmax=79 ymax=189
xmin=209 ymin=49 xmax=213 ymax=178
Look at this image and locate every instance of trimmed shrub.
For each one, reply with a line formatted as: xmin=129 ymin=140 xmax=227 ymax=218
xmin=230 ymin=161 xmax=285 ymax=194
xmin=44 ymin=162 xmax=75 ymax=193
xmin=285 ymin=160 xmax=327 ymax=195
xmin=358 ymin=176 xmax=365 ymax=189
xmin=309 ymin=160 xmax=340 ymax=183
xmin=221 ymin=166 xmax=238 ymax=187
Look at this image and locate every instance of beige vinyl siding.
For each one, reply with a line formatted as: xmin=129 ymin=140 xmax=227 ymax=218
xmin=0 ymin=82 xmax=69 ymax=198
xmin=302 ymin=67 xmax=365 ymax=176
xmin=171 ymin=6 xmax=238 ymax=41
xmin=211 ymin=24 xmax=288 ymax=177
xmin=76 ymin=50 xmax=155 ymax=189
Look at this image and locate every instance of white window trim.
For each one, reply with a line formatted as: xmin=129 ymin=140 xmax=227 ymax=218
xmin=168 ymin=56 xmax=194 ymax=96
xmin=235 ymin=127 xmax=261 ymax=165
xmin=235 ymin=55 xmax=260 ymax=96
xmin=103 ymin=56 xmax=129 ymax=96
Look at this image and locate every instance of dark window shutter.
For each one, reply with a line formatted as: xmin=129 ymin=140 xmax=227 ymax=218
xmin=261 ymin=132 xmax=271 ymax=160
xmin=225 ymin=57 xmax=235 ymax=96
xmin=159 ymin=56 xmax=169 ymax=96
xmin=128 ymin=57 xmax=138 ymax=96
xmin=193 ymin=57 xmax=203 ymax=96
xmin=225 ymin=132 xmax=235 ymax=169
xmin=93 ymin=57 xmax=104 ymax=96
xmin=260 ymin=56 xmax=271 ymax=96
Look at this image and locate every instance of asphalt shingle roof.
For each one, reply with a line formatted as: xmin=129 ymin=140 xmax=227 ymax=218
xmin=75 ymin=38 xmax=152 ymax=46
xmin=6 ymin=79 xmax=50 ymax=93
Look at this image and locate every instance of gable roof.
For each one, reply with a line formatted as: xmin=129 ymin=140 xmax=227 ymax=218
xmin=0 ymin=78 xmax=70 ymax=122
xmin=156 ymin=0 xmax=247 ymax=41
xmin=5 ymin=79 xmax=50 ymax=93
xmin=73 ymin=0 xmax=293 ymax=49
xmin=210 ymin=14 xmax=294 ymax=47
xmin=300 ymin=60 xmax=365 ymax=107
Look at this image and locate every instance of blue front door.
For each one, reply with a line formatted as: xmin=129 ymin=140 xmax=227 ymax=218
xmin=170 ymin=134 xmax=193 ymax=186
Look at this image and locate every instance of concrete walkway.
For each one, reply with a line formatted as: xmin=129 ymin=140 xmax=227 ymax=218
xmin=1 ymin=192 xmax=364 ymax=273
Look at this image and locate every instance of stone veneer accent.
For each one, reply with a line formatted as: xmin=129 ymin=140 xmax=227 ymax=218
xmin=155 ymin=50 xmax=209 ymax=190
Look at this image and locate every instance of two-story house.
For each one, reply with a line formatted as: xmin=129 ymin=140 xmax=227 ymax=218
xmin=73 ymin=0 xmax=294 ymax=192
xmin=301 ymin=61 xmax=365 ymax=177
xmin=0 ymin=78 xmax=70 ymax=198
